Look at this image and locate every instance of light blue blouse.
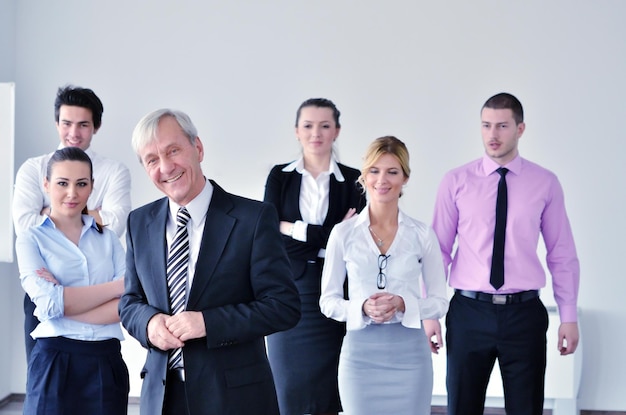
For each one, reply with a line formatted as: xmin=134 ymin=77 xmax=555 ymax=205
xmin=15 ymin=215 xmax=125 ymax=341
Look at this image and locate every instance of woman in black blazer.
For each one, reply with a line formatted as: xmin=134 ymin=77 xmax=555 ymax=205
xmin=264 ymin=98 xmax=366 ymax=415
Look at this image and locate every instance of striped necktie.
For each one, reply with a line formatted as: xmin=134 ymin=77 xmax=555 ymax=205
xmin=167 ymin=206 xmax=191 ymax=369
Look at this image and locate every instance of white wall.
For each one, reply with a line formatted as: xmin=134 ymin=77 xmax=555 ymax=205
xmin=0 ymin=0 xmax=18 ymax=402
xmin=5 ymin=0 xmax=626 ymax=411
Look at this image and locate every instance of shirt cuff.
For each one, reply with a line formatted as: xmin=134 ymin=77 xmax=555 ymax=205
xmin=291 ymin=220 xmax=307 ymax=242
xmin=558 ymin=304 xmax=578 ymax=323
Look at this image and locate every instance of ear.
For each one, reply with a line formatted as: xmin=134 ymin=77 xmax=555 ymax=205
xmin=43 ymin=178 xmax=50 ymax=193
xmin=516 ymin=122 xmax=526 ymax=138
xmin=195 ymin=136 xmax=204 ymax=162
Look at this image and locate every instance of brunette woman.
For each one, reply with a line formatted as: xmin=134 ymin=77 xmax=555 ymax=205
xmin=265 ymin=98 xmax=366 ymax=415
xmin=16 ymin=147 xmax=129 ymax=415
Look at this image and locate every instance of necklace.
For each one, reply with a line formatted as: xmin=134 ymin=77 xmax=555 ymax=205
xmin=368 ymin=226 xmax=384 ymax=247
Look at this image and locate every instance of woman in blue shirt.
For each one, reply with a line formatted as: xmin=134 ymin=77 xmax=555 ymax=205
xmin=15 ymin=147 xmax=129 ymax=415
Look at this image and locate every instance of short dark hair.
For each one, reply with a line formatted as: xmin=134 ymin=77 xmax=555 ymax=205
xmin=54 ymin=85 xmax=104 ymax=129
xmin=482 ymin=92 xmax=524 ymax=125
xmin=295 ymin=98 xmax=341 ymax=128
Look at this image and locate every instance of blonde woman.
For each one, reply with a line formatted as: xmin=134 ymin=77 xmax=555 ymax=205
xmin=320 ymin=136 xmax=448 ymax=414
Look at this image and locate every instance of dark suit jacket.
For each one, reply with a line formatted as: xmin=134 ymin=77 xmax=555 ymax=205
xmin=119 ymin=180 xmax=300 ymax=415
xmin=264 ymin=162 xmax=366 ymax=279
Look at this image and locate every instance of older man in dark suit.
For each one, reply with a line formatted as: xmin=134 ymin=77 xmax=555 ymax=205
xmin=119 ymin=108 xmax=300 ymax=415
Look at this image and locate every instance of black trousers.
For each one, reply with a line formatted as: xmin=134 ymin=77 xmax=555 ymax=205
xmin=446 ymin=292 xmax=549 ymax=415
xmin=163 ymin=373 xmax=190 ymax=415
xmin=24 ymin=294 xmax=38 ymax=362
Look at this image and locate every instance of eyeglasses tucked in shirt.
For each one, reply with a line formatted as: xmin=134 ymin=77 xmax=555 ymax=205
xmin=377 ymin=254 xmax=390 ymax=289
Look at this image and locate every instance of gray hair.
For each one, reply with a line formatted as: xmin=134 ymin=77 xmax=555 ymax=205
xmin=131 ymin=109 xmax=199 ymax=162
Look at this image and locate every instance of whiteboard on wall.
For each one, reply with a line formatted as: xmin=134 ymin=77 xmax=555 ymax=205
xmin=0 ymin=83 xmax=15 ymax=263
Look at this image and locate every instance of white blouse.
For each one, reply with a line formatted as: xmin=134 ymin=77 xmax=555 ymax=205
xmin=281 ymin=156 xmax=345 ymax=244
xmin=320 ymin=207 xmax=449 ymax=331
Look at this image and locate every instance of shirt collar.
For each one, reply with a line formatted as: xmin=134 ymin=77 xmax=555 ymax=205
xmin=353 ymin=205 xmax=410 ymax=228
xmin=281 ymin=156 xmax=345 ymax=182
xmin=481 ymin=154 xmax=522 ymax=176
xmin=39 ymin=214 xmax=100 ymax=232
xmin=168 ymin=179 xmax=213 ymax=227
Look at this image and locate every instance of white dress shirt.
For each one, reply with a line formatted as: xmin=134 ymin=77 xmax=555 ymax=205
xmin=282 ymin=156 xmax=345 ymax=256
xmin=12 ymin=147 xmax=131 ymax=238
xmin=166 ymin=179 xmax=213 ymax=300
xmin=320 ymin=208 xmax=449 ymax=331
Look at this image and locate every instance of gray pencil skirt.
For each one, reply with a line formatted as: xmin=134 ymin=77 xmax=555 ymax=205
xmin=338 ymin=322 xmax=433 ymax=415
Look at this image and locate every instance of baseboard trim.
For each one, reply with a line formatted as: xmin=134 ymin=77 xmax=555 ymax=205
xmin=0 ymin=393 xmax=23 ymax=407
xmin=0 ymin=393 xmax=623 ymax=414
xmin=0 ymin=393 xmax=140 ymax=407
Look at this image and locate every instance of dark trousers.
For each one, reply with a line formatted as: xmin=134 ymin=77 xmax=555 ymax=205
xmin=446 ymin=292 xmax=549 ymax=415
xmin=163 ymin=374 xmax=190 ymax=415
xmin=24 ymin=337 xmax=129 ymax=415
xmin=24 ymin=294 xmax=38 ymax=362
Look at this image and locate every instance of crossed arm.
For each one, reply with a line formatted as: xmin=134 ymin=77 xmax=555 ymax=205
xmin=36 ymin=268 xmax=124 ymax=325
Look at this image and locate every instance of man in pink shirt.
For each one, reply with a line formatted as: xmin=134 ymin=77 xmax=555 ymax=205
xmin=432 ymin=92 xmax=580 ymax=415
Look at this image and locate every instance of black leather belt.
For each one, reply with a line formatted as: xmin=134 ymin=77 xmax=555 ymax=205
xmin=455 ymin=289 xmax=539 ymax=305
xmin=168 ymin=368 xmax=185 ymax=382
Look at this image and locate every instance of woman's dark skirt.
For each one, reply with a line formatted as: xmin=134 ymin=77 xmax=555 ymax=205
xmin=267 ymin=259 xmax=345 ymax=415
xmin=24 ymin=336 xmax=129 ymax=415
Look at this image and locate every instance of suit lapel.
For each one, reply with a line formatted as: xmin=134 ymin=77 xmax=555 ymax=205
xmin=285 ymin=170 xmax=303 ymax=220
xmin=325 ymin=173 xmax=343 ymax=225
xmin=144 ymin=199 xmax=171 ymax=312
xmin=187 ymin=182 xmax=235 ymax=309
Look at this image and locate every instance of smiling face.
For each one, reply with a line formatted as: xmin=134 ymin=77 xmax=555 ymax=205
xmin=56 ymin=105 xmax=98 ymax=151
xmin=481 ymin=107 xmax=525 ymax=165
xmin=364 ymin=153 xmax=408 ymax=205
xmin=44 ymin=160 xmax=93 ymax=219
xmin=295 ymin=106 xmax=340 ymax=158
xmin=139 ymin=116 xmax=205 ymax=206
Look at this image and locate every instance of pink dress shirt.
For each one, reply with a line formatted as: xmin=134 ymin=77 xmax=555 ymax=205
xmin=432 ymin=154 xmax=579 ymax=322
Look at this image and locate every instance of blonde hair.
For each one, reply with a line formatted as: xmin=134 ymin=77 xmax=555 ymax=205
xmin=358 ymin=136 xmax=411 ymax=193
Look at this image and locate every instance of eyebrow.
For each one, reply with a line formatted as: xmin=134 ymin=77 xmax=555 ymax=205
xmin=60 ymin=119 xmax=92 ymax=125
xmin=54 ymin=176 xmax=90 ymax=181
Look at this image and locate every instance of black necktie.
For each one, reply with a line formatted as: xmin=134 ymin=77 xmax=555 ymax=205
xmin=490 ymin=168 xmax=508 ymax=290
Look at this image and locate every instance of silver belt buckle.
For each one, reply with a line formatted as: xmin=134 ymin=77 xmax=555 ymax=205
xmin=492 ymin=294 xmax=507 ymax=305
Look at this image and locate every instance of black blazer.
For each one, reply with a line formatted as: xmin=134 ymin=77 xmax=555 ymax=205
xmin=119 ymin=180 xmax=301 ymax=415
xmin=264 ymin=162 xmax=366 ymax=278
